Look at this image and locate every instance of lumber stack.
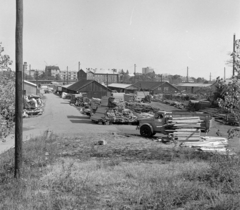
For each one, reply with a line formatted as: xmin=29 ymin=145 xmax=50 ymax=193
xmin=169 ymin=117 xmax=202 ymax=141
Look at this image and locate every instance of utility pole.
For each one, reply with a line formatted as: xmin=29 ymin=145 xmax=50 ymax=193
xmin=224 ymin=67 xmax=226 ymax=80
xmin=187 ymin=66 xmax=189 ymax=82
xmin=67 ymin=66 xmax=68 ymax=85
xmin=210 ymin=73 xmax=211 ymax=82
xmin=161 ymin=74 xmax=163 ymax=93
xmin=15 ymin=0 xmax=23 ymax=179
xmin=233 ymin=34 xmax=236 ymax=77
xmin=107 ymin=73 xmax=108 ymax=87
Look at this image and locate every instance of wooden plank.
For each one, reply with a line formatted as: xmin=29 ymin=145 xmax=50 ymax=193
xmin=170 ymin=118 xmax=202 ymax=121
xmin=174 ymin=123 xmax=201 ymax=126
xmin=171 ymin=121 xmax=202 ymax=124
xmin=173 ymin=131 xmax=199 ymax=134
xmin=172 ymin=117 xmax=200 ymax=120
xmin=173 ymin=132 xmax=200 ymax=135
xmin=174 ymin=135 xmax=200 ymax=138
xmin=177 ymin=137 xmax=201 ymax=141
xmin=174 ymin=129 xmax=198 ymax=131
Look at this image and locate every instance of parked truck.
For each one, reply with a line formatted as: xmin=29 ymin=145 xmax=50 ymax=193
xmin=137 ymin=110 xmax=212 ymax=138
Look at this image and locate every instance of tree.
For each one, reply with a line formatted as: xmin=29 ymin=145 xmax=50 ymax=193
xmin=0 ymin=43 xmax=15 ymax=139
xmin=55 ymin=73 xmax=61 ymax=81
xmin=34 ymin=70 xmax=39 ymax=80
xmin=216 ymin=38 xmax=240 ymax=138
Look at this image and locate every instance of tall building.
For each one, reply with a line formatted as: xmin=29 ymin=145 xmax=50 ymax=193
xmin=60 ymin=71 xmax=78 ymax=81
xmin=45 ymin=66 xmax=60 ymax=77
xmin=77 ymin=69 xmax=119 ymax=85
xmin=142 ymin=67 xmax=154 ymax=74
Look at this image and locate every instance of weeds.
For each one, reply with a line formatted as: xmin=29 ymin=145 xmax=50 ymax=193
xmin=0 ymin=133 xmax=240 ymax=209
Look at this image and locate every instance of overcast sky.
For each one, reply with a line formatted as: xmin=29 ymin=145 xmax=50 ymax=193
xmin=1 ymin=0 xmax=240 ymax=79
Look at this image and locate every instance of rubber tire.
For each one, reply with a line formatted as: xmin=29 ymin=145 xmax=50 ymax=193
xmin=140 ymin=125 xmax=153 ymax=138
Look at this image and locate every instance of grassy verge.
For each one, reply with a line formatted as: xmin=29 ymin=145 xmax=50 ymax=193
xmin=1 ymin=133 xmax=240 ymax=210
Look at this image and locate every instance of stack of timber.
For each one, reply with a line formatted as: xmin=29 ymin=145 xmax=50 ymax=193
xmin=181 ymin=136 xmax=235 ymax=155
xmin=169 ymin=116 xmax=202 ymax=141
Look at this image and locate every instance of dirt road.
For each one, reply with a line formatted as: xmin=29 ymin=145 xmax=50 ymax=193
xmin=23 ymin=94 xmax=123 ymax=136
xmin=0 ymin=94 xmax=136 ymax=154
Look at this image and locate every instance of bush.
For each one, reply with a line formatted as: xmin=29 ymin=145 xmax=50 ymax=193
xmin=0 ymin=43 xmax=14 ymax=138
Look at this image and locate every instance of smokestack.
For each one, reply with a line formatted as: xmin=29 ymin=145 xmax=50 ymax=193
xmin=134 ymin=64 xmax=136 ymax=74
xmin=78 ymin=62 xmax=80 ymax=71
xmin=187 ymin=66 xmax=189 ymax=82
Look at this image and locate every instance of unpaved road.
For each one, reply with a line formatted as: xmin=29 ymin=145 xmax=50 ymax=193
xmin=23 ymin=93 xmax=122 ymax=136
xmin=0 ymin=93 xmax=138 ymax=154
xmin=1 ymin=93 xmax=240 ymax=154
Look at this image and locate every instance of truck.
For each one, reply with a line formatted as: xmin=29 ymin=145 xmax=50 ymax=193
xmin=137 ymin=110 xmax=212 ymax=138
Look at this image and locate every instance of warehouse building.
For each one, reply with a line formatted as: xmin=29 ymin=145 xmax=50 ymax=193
xmin=133 ymin=81 xmax=179 ymax=94
xmin=66 ymin=80 xmax=112 ymax=98
xmin=107 ymin=83 xmax=137 ymax=93
xmin=23 ymin=80 xmax=39 ymax=95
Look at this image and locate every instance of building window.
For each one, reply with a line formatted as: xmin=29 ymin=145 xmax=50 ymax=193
xmin=164 ymin=87 xmax=169 ymax=92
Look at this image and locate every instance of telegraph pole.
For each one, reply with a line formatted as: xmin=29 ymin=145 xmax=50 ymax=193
xmin=15 ymin=0 xmax=23 ymax=178
xmin=224 ymin=67 xmax=226 ymax=80
xmin=67 ymin=66 xmax=68 ymax=85
xmin=233 ymin=34 xmax=236 ymax=76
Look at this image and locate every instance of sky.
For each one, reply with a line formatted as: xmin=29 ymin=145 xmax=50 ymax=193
xmin=1 ymin=0 xmax=240 ymax=80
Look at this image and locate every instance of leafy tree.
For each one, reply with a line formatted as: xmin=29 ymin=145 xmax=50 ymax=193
xmin=216 ymin=39 xmax=240 ymax=138
xmin=55 ymin=73 xmax=61 ymax=81
xmin=0 ymin=43 xmax=15 ymax=138
xmin=34 ymin=70 xmax=39 ymax=80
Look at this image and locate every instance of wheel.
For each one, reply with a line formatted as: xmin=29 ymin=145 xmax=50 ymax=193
xmin=140 ymin=125 xmax=153 ymax=138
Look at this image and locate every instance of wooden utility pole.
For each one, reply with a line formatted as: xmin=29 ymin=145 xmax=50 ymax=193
xmin=161 ymin=74 xmax=163 ymax=93
xmin=67 ymin=66 xmax=68 ymax=85
xmin=233 ymin=34 xmax=236 ymax=76
xmin=224 ymin=67 xmax=226 ymax=80
xmin=15 ymin=0 xmax=23 ymax=178
xmin=107 ymin=73 xmax=108 ymax=87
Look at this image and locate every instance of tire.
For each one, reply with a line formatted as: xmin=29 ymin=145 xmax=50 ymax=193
xmin=140 ymin=125 xmax=153 ymax=138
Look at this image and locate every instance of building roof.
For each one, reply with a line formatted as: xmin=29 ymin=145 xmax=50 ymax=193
xmin=133 ymin=81 xmax=179 ymax=91
xmin=24 ymin=80 xmax=37 ymax=87
xmin=45 ymin=66 xmax=60 ymax=71
xmin=133 ymin=81 xmax=163 ymax=90
xmin=176 ymin=83 xmax=213 ymax=87
xmin=88 ymin=69 xmax=118 ymax=75
xmin=108 ymin=83 xmax=137 ymax=90
xmin=62 ymin=84 xmax=72 ymax=88
xmin=67 ymin=80 xmax=111 ymax=92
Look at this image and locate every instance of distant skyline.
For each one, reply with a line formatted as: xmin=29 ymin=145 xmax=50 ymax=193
xmin=1 ymin=0 xmax=240 ymax=79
